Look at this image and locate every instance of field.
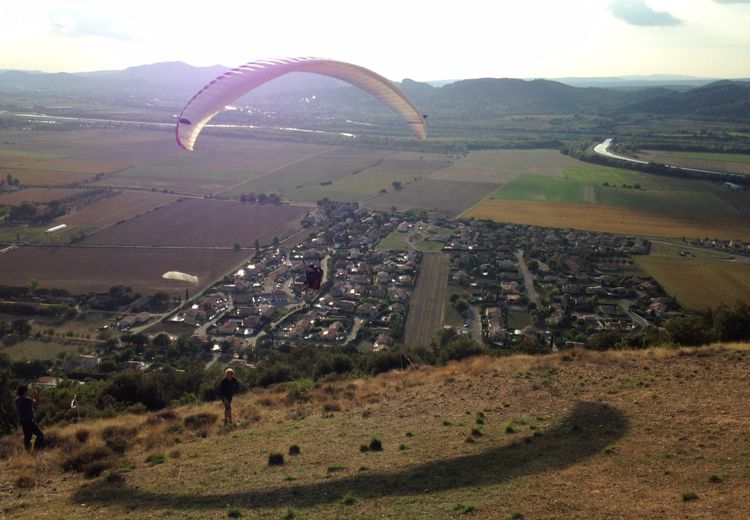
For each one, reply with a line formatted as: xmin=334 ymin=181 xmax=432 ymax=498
xmin=375 ymin=231 xmax=409 ymax=251
xmin=493 ymin=166 xmax=738 ymax=215
xmin=404 ymin=253 xmax=450 ymax=347
xmin=81 ymin=199 xmax=307 ymax=248
xmin=2 ymin=346 xmax=750 ymax=519
xmin=463 ymin=199 xmax=750 ymax=241
xmin=364 ymin=179 xmax=499 ymax=216
xmin=0 ymin=339 xmax=89 ymax=361
xmin=638 ymin=149 xmax=750 ymax=176
xmin=429 ymin=149 xmax=580 ymax=183
xmin=0 ymin=246 xmax=247 ymax=296
xmin=57 ymin=191 xmax=181 ymax=230
xmin=635 ymin=256 xmax=750 ymax=310
xmin=0 ymin=188 xmax=84 ymax=206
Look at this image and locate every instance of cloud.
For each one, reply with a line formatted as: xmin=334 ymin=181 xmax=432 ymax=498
xmin=713 ymin=0 xmax=750 ymax=3
xmin=609 ymin=0 xmax=682 ymax=26
xmin=49 ymin=8 xmax=143 ymax=42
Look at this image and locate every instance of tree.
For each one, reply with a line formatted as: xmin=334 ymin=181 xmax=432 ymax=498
xmin=392 ymin=181 xmax=403 ymax=191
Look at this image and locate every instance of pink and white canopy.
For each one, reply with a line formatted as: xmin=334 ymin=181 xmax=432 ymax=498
xmin=176 ymin=57 xmax=427 ymax=151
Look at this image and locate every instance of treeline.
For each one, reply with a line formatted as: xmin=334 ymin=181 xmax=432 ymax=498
xmin=586 ymin=301 xmax=750 ymax=350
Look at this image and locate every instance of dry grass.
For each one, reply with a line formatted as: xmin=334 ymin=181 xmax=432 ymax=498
xmin=462 ymin=199 xmax=750 ymax=241
xmin=2 ymin=345 xmax=750 ymax=519
xmin=635 ymin=256 xmax=750 ymax=309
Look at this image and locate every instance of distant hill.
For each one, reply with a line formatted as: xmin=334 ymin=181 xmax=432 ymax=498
xmin=1 ymin=62 xmax=749 ymax=121
xmin=618 ymin=80 xmax=750 ymax=120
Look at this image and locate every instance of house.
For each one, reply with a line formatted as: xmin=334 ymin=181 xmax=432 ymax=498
xmin=356 ymin=303 xmax=378 ymax=318
xmin=373 ymin=334 xmax=393 ymax=351
xmin=34 ymin=376 xmax=61 ymax=388
xmin=117 ymin=315 xmax=137 ymax=330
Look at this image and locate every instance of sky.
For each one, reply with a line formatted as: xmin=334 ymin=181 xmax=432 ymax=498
xmin=2 ymin=0 xmax=749 ymax=81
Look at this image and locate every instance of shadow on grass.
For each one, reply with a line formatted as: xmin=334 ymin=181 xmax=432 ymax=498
xmin=74 ymin=401 xmax=627 ymax=511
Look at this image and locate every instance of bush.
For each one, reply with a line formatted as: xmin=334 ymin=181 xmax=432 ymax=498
xmin=184 ymin=412 xmax=218 ymax=430
xmin=75 ymin=429 xmax=90 ymax=444
xmin=368 ymin=438 xmax=383 ymax=452
xmin=61 ymin=446 xmax=116 ymax=475
xmin=145 ymin=453 xmax=166 ymax=465
xmin=286 ymin=379 xmax=313 ymax=402
xmin=268 ymin=453 xmax=285 ymax=466
xmin=682 ymin=492 xmax=699 ymax=501
xmin=288 ymin=445 xmax=301 ymax=456
xmin=227 ymin=507 xmax=243 ymax=518
xmin=15 ymin=474 xmax=35 ymax=489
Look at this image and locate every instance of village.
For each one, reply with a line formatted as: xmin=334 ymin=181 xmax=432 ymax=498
xmin=117 ymin=201 xmax=683 ymax=370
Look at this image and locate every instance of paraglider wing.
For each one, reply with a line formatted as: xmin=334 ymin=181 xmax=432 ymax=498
xmin=162 ymin=271 xmax=199 ymax=284
xmin=176 ymin=57 xmax=426 ymax=151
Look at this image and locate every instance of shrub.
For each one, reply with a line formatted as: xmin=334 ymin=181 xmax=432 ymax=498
xmin=708 ymin=475 xmax=723 ymax=484
xmin=74 ymin=429 xmax=90 ymax=444
xmin=147 ymin=409 xmax=180 ymax=423
xmin=368 ymin=438 xmax=383 ymax=452
xmin=359 ymin=444 xmax=370 ymax=453
xmin=268 ymin=453 xmax=284 ymax=466
xmin=454 ymin=503 xmax=476 ymax=514
xmin=61 ymin=446 xmax=116 ymax=475
xmin=184 ymin=412 xmax=218 ymax=430
xmin=288 ymin=445 xmax=301 ymax=456
xmin=323 ymin=402 xmax=341 ymax=414
xmin=471 ymin=428 xmax=482 ymax=437
xmin=286 ymin=379 xmax=313 ymax=402
xmin=101 ymin=426 xmax=137 ymax=455
xmin=340 ymin=493 xmax=357 ymax=505
xmin=682 ymin=492 xmax=699 ymax=501
xmin=227 ymin=507 xmax=243 ymax=518
xmin=145 ymin=453 xmax=166 ymax=465
xmin=509 ymin=511 xmax=525 ymax=520
xmin=15 ymin=474 xmax=35 ymax=489
xmin=327 ymin=464 xmax=346 ymax=473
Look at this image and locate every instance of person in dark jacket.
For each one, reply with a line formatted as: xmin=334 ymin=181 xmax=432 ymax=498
xmin=218 ymin=368 xmax=240 ymax=425
xmin=16 ymin=384 xmax=44 ymax=451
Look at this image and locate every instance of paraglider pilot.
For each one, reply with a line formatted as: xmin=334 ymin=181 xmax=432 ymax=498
xmin=304 ymin=261 xmax=324 ymax=290
xmin=219 ymin=368 xmax=240 ymax=425
xmin=16 ymin=384 xmax=44 ymax=451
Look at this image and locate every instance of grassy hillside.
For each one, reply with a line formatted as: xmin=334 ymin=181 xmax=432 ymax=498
xmin=2 ymin=345 xmax=749 ymax=519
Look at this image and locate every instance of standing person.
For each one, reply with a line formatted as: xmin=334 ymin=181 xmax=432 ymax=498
xmin=219 ymin=368 xmax=240 ymax=425
xmin=16 ymin=385 xmax=44 ymax=451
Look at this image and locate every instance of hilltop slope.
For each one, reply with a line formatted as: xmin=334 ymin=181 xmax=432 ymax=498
xmin=1 ymin=344 xmax=749 ymax=519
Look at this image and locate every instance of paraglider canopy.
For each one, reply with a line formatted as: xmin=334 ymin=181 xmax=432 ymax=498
xmin=176 ymin=57 xmax=427 ymax=151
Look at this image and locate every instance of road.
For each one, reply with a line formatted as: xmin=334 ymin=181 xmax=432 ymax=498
xmin=515 ymin=250 xmax=539 ymax=306
xmin=468 ymin=305 xmax=483 ymax=342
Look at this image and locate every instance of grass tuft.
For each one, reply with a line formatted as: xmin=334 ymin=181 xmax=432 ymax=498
xmin=227 ymin=506 xmax=243 ymax=518
xmin=340 ymin=493 xmax=357 ymax=505
xmin=145 ymin=453 xmax=166 ymax=465
xmin=454 ymin=503 xmax=477 ymax=514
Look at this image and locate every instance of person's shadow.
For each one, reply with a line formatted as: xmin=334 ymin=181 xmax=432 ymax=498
xmin=74 ymin=401 xmax=626 ymax=511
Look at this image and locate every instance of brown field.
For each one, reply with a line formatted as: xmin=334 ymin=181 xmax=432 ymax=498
xmin=635 ymin=256 xmax=750 ymax=309
xmin=0 ymin=246 xmax=246 ymax=296
xmin=57 ymin=191 xmax=181 ymax=230
xmin=364 ymin=179 xmax=500 ymax=216
xmin=82 ymin=199 xmax=307 ymax=248
xmin=226 ymin=146 xmax=389 ymax=197
xmin=428 ymin=149 xmax=580 ymax=183
xmin=463 ymin=199 xmax=750 ymax=241
xmin=0 ymin=188 xmax=84 ymax=206
xmin=405 ymin=253 xmax=450 ymax=347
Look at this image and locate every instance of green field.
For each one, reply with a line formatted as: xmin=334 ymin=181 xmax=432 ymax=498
xmin=0 ymin=339 xmax=88 ymax=361
xmin=635 ymin=256 xmax=750 ymax=309
xmin=375 ymin=231 xmax=409 ymax=251
xmin=492 ymin=166 xmax=738 ymax=215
